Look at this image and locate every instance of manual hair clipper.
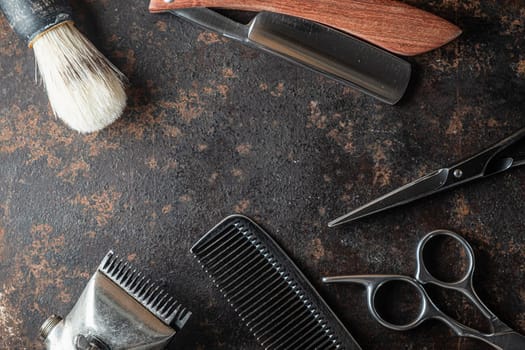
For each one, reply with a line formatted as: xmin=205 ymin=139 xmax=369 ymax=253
xmin=39 ymin=251 xmax=191 ymax=350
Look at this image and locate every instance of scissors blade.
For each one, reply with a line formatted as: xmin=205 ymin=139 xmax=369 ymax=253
xmin=328 ymin=168 xmax=450 ymax=227
xmin=488 ymin=331 xmax=525 ymax=350
xmin=330 ymin=127 xmax=525 ymax=227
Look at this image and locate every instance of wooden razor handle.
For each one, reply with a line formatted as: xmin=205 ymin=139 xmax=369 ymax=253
xmin=149 ymin=0 xmax=461 ymax=56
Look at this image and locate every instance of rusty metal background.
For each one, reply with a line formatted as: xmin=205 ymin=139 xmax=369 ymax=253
xmin=0 ymin=1 xmax=524 ymax=349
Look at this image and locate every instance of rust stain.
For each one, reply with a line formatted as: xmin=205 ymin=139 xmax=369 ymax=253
xmin=0 ymin=291 xmax=23 ymax=340
xmin=371 ymin=142 xmax=392 ymax=187
xmin=179 ymin=194 xmax=192 ymax=203
xmin=310 ymin=238 xmax=326 ymax=262
xmin=373 ymin=169 xmax=392 ymax=187
xmin=487 ymin=118 xmax=500 ymax=128
xmin=112 ymin=49 xmax=137 ymax=76
xmin=270 ymin=82 xmax=285 ymax=97
xmin=197 ymin=144 xmax=208 ymax=152
xmin=236 ymin=143 xmax=252 ymax=155
xmin=437 ymin=0 xmax=485 ymax=17
xmin=327 ymin=129 xmax=354 ymax=153
xmin=162 ymin=204 xmax=172 ymax=214
xmin=216 ymin=84 xmax=229 ymax=98
xmin=82 ymin=133 xmax=120 ymax=156
xmin=500 ymin=9 xmax=524 ymax=35
xmin=516 ymin=59 xmax=525 ymax=78
xmin=502 ymin=238 xmax=523 ymax=256
xmin=57 ymin=160 xmax=90 ymax=183
xmin=517 ymin=310 xmax=525 ymax=331
xmin=70 ymin=189 xmax=122 ymax=226
xmin=203 ymin=82 xmax=229 ymax=99
xmin=0 ymin=223 xmax=91 ymax=347
xmin=0 ymin=19 xmax=22 ymax=57
xmin=234 ymin=199 xmax=250 ymax=212
xmin=107 ymin=34 xmax=119 ymax=43
xmin=447 ymin=105 xmax=481 ymax=136
xmin=161 ymin=159 xmax=178 ymax=171
xmin=469 ymin=43 xmax=496 ymax=77
xmin=306 ymin=101 xmax=328 ymax=129
xmin=453 ymin=194 xmax=471 ymax=221
xmin=123 ymin=93 xmax=158 ymax=137
xmin=31 ymin=223 xmax=53 ymax=236
xmin=0 ymin=124 xmax=13 ymax=142
xmin=160 ymin=88 xmax=205 ymax=123
xmin=14 ymin=61 xmax=22 ymax=74
xmin=146 ymin=157 xmax=158 ymax=169
xmin=326 ymin=114 xmax=354 ymax=153
xmin=0 ymin=225 xmax=4 ymax=261
xmin=428 ymin=48 xmax=460 ymax=72
xmin=222 ymin=67 xmax=237 ymax=78
xmin=197 ymin=31 xmax=222 ymax=44
xmin=231 ymin=168 xmax=244 ymax=179
xmin=22 ymin=224 xmax=69 ymax=297
xmin=155 ymin=21 xmax=168 ymax=32
xmin=209 ymin=172 xmax=219 ymax=184
xmin=341 ymin=86 xmax=364 ymax=100
xmin=164 ymin=125 xmax=182 ymax=138
xmin=0 ymin=105 xmax=79 ymax=167
xmin=446 ymin=109 xmax=464 ymax=135
xmin=127 ymin=253 xmax=137 ymax=262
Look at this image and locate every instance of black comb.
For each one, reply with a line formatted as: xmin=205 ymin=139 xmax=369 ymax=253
xmin=191 ymin=215 xmax=361 ymax=349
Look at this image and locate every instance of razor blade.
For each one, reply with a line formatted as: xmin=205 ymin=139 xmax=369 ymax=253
xmin=170 ymin=9 xmax=411 ymax=104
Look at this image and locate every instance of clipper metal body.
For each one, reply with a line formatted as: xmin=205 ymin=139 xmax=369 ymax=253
xmin=40 ymin=251 xmax=191 ymax=350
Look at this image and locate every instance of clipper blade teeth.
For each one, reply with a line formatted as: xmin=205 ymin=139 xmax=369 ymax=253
xmin=99 ymin=251 xmax=191 ymax=330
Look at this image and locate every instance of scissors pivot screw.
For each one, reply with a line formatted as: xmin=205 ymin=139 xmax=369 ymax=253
xmin=453 ymin=169 xmax=463 ymax=178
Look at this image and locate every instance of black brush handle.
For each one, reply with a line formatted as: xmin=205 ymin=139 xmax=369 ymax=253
xmin=0 ymin=0 xmax=72 ymax=45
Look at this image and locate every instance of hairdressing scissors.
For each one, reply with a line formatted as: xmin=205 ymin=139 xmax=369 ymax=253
xmin=323 ymin=230 xmax=525 ymax=349
xmin=329 ymin=127 xmax=525 ymax=227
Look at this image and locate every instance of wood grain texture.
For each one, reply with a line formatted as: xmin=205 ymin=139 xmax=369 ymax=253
xmin=149 ymin=0 xmax=461 ymax=56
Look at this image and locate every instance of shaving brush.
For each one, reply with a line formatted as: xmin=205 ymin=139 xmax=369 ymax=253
xmin=0 ymin=0 xmax=126 ymax=133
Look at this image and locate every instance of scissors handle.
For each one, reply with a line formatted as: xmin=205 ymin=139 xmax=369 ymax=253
xmin=415 ymin=230 xmax=510 ymax=332
xmin=323 ymin=274 xmax=436 ymax=331
xmin=323 ymin=274 xmax=521 ymax=349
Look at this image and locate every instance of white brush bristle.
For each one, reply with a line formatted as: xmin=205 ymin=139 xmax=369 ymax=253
xmin=32 ymin=22 xmax=126 ymax=133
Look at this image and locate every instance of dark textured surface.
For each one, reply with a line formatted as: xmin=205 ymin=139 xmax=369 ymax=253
xmin=0 ymin=1 xmax=524 ymax=349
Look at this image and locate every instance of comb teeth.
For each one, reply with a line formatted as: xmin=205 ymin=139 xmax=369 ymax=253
xmin=99 ymin=251 xmax=191 ymax=331
xmin=192 ymin=215 xmax=361 ymax=350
